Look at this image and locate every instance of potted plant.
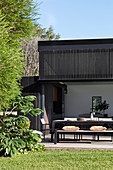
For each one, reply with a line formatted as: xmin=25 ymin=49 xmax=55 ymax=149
xmin=95 ymin=100 xmax=109 ymax=115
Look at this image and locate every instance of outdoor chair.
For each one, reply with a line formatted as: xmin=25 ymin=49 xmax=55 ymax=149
xmin=40 ymin=118 xmax=52 ymax=141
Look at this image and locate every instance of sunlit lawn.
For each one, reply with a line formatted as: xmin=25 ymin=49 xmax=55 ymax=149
xmin=0 ymin=150 xmax=113 ymax=170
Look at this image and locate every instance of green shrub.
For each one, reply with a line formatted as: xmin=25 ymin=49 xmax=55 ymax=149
xmin=0 ymin=96 xmax=45 ymax=157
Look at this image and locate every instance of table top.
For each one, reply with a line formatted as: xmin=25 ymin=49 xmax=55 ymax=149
xmin=57 ymin=130 xmax=113 ymax=133
xmin=53 ymin=120 xmax=113 ymax=123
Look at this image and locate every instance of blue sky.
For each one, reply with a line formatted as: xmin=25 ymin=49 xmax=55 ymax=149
xmin=38 ymin=0 xmax=113 ymax=40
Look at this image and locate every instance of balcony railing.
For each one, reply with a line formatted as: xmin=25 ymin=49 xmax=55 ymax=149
xmin=39 ymin=40 xmax=113 ymax=81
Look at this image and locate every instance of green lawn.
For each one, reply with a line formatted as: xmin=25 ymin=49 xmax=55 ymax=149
xmin=0 ymin=150 xmax=113 ymax=170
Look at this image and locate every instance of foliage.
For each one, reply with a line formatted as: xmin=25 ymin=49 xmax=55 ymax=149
xmin=95 ymin=100 xmax=109 ymax=113
xmin=11 ymin=95 xmax=42 ymax=116
xmin=0 ymin=0 xmax=37 ymax=40
xmin=0 ymin=0 xmax=38 ymax=111
xmin=0 ymin=0 xmax=61 ymax=109
xmin=34 ymin=24 xmax=60 ymax=40
xmin=23 ymin=25 xmax=60 ymax=76
xmin=0 ymin=150 xmax=113 ymax=169
xmin=0 ymin=96 xmax=45 ymax=157
xmin=0 ymin=14 xmax=23 ymax=111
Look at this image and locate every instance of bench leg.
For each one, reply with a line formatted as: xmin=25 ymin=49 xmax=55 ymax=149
xmin=92 ymin=134 xmax=96 ymax=140
xmin=97 ymin=135 xmax=99 ymax=141
xmin=79 ymin=133 xmax=80 ymax=140
xmin=60 ymin=134 xmax=65 ymax=140
xmin=74 ymin=134 xmax=75 ymax=140
xmin=78 ymin=133 xmax=82 ymax=140
xmin=63 ymin=134 xmax=65 ymax=139
xmin=54 ymin=130 xmax=59 ymax=144
xmin=111 ymin=135 xmax=113 ymax=142
xmin=61 ymin=134 xmax=62 ymax=140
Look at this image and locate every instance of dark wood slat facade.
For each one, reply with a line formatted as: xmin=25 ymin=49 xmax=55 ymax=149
xmin=38 ymin=39 xmax=113 ymax=81
xmin=21 ymin=76 xmax=41 ymax=130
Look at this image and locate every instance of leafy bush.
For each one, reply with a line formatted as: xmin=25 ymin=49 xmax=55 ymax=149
xmin=0 ymin=96 xmax=45 ymax=157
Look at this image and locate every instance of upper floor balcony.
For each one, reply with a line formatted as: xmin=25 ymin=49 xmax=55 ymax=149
xmin=38 ymin=39 xmax=113 ymax=81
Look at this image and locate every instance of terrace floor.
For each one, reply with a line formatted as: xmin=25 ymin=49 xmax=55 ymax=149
xmin=41 ymin=134 xmax=113 ymax=150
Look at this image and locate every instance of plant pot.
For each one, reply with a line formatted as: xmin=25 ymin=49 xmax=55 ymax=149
xmin=104 ymin=114 xmax=108 ymax=118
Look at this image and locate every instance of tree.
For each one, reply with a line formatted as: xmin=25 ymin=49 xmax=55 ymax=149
xmin=23 ymin=25 xmax=60 ymax=76
xmin=0 ymin=0 xmax=37 ymax=40
xmin=0 ymin=14 xmax=22 ymax=112
xmin=0 ymin=0 xmax=38 ymax=112
xmin=21 ymin=37 xmax=40 ymax=76
xmin=34 ymin=24 xmax=60 ymax=40
xmin=43 ymin=25 xmax=60 ymax=40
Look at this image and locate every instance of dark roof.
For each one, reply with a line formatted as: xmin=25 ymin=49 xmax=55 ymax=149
xmin=38 ymin=38 xmax=113 ymax=51
xmin=38 ymin=38 xmax=113 ymax=46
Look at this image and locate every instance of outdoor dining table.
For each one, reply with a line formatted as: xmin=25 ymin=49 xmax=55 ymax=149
xmin=52 ymin=120 xmax=113 ymax=132
xmin=51 ymin=119 xmax=113 ymax=142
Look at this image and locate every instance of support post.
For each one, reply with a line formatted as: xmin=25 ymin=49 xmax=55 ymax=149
xmin=40 ymin=84 xmax=45 ymax=131
xmin=41 ymin=84 xmax=45 ymax=118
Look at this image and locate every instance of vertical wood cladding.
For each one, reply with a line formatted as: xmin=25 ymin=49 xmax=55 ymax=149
xmin=21 ymin=77 xmax=41 ymax=130
xmin=39 ymin=48 xmax=113 ymax=80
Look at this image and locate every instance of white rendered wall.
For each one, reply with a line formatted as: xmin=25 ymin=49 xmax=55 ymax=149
xmin=65 ymin=83 xmax=113 ymax=118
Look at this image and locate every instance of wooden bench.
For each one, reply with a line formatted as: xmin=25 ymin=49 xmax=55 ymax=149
xmin=54 ymin=130 xmax=113 ymax=144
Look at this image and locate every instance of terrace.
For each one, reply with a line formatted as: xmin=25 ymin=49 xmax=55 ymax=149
xmin=41 ymin=133 xmax=113 ymax=150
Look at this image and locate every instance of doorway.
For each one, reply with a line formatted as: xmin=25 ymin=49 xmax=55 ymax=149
xmin=52 ymin=86 xmax=64 ymax=120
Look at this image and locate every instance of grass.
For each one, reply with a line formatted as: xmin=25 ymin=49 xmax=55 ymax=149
xmin=0 ymin=150 xmax=113 ymax=170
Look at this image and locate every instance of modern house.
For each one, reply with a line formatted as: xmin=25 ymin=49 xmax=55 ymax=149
xmin=21 ymin=38 xmax=113 ymax=130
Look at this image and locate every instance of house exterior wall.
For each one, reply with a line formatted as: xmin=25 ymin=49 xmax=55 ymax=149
xmin=65 ymin=83 xmax=113 ymax=118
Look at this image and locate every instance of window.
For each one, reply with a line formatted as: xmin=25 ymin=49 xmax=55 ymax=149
xmin=92 ymin=96 xmax=102 ymax=111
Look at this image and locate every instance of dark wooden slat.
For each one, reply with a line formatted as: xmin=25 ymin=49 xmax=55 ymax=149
xmin=39 ymin=48 xmax=113 ymax=80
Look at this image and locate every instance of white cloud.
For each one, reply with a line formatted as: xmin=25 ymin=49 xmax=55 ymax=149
xmin=44 ymin=0 xmax=54 ymax=2
xmin=47 ymin=13 xmax=56 ymax=27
